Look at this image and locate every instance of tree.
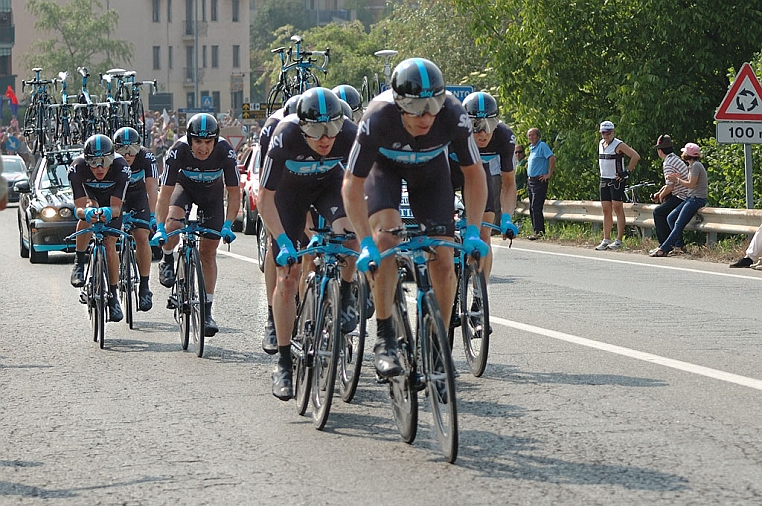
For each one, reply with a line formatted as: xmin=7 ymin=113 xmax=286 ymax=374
xmin=453 ymin=0 xmax=762 ymax=201
xmin=23 ymin=0 xmax=133 ymax=84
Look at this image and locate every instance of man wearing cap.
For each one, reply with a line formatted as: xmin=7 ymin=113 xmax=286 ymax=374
xmin=651 ymin=135 xmax=690 ymax=252
xmin=595 ymin=120 xmax=640 ymax=250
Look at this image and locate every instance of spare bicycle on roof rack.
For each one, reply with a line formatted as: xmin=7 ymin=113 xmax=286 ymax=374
xmin=361 ymin=49 xmax=398 ymax=109
xmin=265 ymin=35 xmax=330 ymax=116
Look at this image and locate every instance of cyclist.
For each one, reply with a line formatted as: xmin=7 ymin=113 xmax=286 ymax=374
xmin=450 ymin=91 xmax=518 ymax=303
xmin=342 ymin=57 xmax=489 ymax=378
xmin=69 ymin=134 xmax=132 ymax=322
xmin=152 ymin=113 xmax=239 ymax=336
xmin=258 ymin=87 xmax=359 ymax=400
xmin=113 ymin=126 xmax=159 ymax=311
xmin=259 ymin=94 xmax=301 ymax=355
xmin=332 ymin=84 xmax=363 ymax=123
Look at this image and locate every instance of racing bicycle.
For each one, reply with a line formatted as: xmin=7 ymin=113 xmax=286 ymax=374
xmin=361 ymin=49 xmax=398 ymax=108
xmin=265 ymin=35 xmax=330 ymax=115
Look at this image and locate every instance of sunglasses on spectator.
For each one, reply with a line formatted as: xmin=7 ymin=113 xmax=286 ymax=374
xmin=515 ymin=150 xmax=525 ymax=154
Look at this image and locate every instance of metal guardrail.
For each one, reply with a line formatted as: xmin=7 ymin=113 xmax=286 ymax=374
xmin=515 ymin=199 xmax=762 ymax=241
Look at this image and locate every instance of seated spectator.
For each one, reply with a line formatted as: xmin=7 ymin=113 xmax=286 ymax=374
xmin=649 ymin=142 xmax=708 ymax=257
xmin=729 ymin=223 xmax=762 ymax=269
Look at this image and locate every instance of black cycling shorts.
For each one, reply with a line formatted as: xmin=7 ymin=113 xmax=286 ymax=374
xmin=123 ymin=187 xmax=151 ymax=230
xmin=599 ymin=177 xmax=625 ymax=202
xmin=168 ymin=182 xmax=225 ymax=238
xmin=451 ymin=164 xmax=496 ymax=214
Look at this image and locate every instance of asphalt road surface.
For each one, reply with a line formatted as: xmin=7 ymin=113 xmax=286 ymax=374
xmin=2 ymin=205 xmax=762 ymax=505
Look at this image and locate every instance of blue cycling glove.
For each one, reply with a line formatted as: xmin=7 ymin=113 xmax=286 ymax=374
xmin=149 ymin=212 xmax=157 ymax=232
xmin=275 ymin=233 xmax=297 ymax=266
xmin=356 ymin=236 xmax=381 ymax=273
xmin=152 ymin=223 xmax=168 ymax=244
xmin=500 ymin=213 xmax=519 ymax=238
xmin=83 ymin=207 xmax=98 ymax=223
xmin=100 ymin=207 xmax=113 ymax=223
xmin=306 ymin=234 xmax=321 ymax=250
xmin=462 ymin=224 xmax=490 ymax=258
xmin=220 ymin=219 xmax=236 ymax=243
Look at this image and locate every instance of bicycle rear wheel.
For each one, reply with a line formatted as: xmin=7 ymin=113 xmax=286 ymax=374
xmin=187 ymin=247 xmax=207 ymax=357
xmin=265 ymin=84 xmax=288 ymax=116
xmin=339 ymin=271 xmax=368 ymax=403
xmin=360 ymin=76 xmax=371 ymax=108
xmin=118 ymin=238 xmax=137 ymax=329
xmin=389 ymin=278 xmax=418 ymax=444
xmin=92 ymin=245 xmax=107 ymax=349
xmin=460 ymin=260 xmax=490 ymax=377
xmin=311 ymin=278 xmax=341 ymax=430
xmin=292 ymin=278 xmax=316 ymax=416
xmin=422 ymin=290 xmax=458 ymax=463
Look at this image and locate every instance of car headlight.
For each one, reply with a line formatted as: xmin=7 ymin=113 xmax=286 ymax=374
xmin=59 ymin=207 xmax=74 ymax=218
xmin=41 ymin=206 xmax=58 ymax=219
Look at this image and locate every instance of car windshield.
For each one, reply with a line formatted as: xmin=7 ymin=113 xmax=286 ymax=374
xmin=3 ymin=157 xmax=25 ymax=174
xmin=40 ymin=162 xmax=71 ymax=190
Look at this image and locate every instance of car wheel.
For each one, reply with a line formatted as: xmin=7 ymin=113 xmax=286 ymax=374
xmin=29 ymin=234 xmax=48 ymax=264
xmin=231 ymin=217 xmax=243 ymax=233
xmin=18 ymin=215 xmax=30 ymax=258
xmin=256 ymin=217 xmax=267 ymax=273
xmin=242 ymin=197 xmax=256 ymax=235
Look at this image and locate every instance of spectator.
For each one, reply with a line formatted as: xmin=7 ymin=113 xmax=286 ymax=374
xmin=650 ymin=142 xmax=708 ymax=257
xmin=595 ymin=120 xmax=640 ymax=250
xmin=526 ymin=127 xmax=555 ymax=240
xmin=0 ymin=153 xmax=6 ymax=210
xmin=513 ymin=143 xmax=528 ymax=200
xmin=16 ymin=134 xmax=34 ymax=169
xmin=651 ymin=134 xmax=689 ymax=253
xmin=729 ymin=223 xmax=762 ymax=269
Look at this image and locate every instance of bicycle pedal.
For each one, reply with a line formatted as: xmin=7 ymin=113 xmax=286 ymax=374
xmin=166 ymin=295 xmax=178 ymax=309
xmin=79 ymin=292 xmax=88 ymax=305
xmin=413 ymin=375 xmax=426 ymax=392
xmin=375 ymin=372 xmax=390 ymax=384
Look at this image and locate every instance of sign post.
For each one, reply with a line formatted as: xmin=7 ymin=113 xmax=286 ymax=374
xmin=715 ymin=62 xmax=762 ymax=209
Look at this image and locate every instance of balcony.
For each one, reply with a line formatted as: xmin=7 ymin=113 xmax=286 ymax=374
xmin=183 ymin=67 xmax=205 ymax=86
xmin=182 ymin=20 xmax=208 ymax=41
xmin=0 ymin=24 xmax=13 ymax=44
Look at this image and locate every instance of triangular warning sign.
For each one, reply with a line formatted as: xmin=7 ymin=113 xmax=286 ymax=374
xmin=226 ymin=135 xmax=245 ymax=152
xmin=715 ymin=63 xmax=762 ymax=121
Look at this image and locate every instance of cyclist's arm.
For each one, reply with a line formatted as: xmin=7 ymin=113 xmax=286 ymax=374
xmin=225 ymin=184 xmax=240 ymax=223
xmin=73 ymin=196 xmax=90 ymax=220
xmin=461 ymin=161 xmax=488 ymax=228
xmin=146 ymin=177 xmax=159 ymax=214
xmin=155 ymin=184 xmax=174 ymax=224
xmin=256 ymin=186 xmax=286 ymax=239
xmin=108 ymin=195 xmax=123 ymax=221
xmin=500 ymin=170 xmax=517 ymax=218
xmin=617 ymin=142 xmax=640 ymax=171
xmin=342 ymin=171 xmax=373 ymax=241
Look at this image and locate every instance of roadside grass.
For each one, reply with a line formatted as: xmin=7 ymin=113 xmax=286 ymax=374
xmin=514 ymin=218 xmax=749 ymax=264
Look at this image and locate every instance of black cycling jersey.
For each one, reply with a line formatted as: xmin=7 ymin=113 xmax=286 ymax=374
xmin=261 ymin=114 xmax=357 ymax=248
xmin=259 ymin=108 xmax=284 ymax=159
xmin=160 ymin=136 xmax=239 ymax=188
xmin=69 ymin=156 xmax=131 ymax=206
xmin=347 ymin=90 xmax=480 ymax=235
xmin=126 ymin=148 xmax=159 ymax=191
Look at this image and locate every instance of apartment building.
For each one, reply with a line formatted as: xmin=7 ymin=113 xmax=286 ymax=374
xmin=13 ymin=0 xmax=250 ymax=114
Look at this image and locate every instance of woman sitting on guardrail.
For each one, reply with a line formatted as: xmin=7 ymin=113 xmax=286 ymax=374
xmin=649 ymin=142 xmax=708 ymax=257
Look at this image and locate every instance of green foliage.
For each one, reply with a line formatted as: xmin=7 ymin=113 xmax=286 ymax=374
xmin=250 ymin=0 xmax=311 ymax=50
xmin=23 ymin=0 xmax=133 ymax=84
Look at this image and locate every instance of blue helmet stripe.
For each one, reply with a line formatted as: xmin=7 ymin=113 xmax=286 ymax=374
xmin=478 ymin=93 xmax=485 ymax=114
xmin=338 ymin=88 xmax=347 ymax=101
xmin=414 ymin=59 xmax=430 ymax=90
xmin=200 ymin=114 xmax=207 ymax=133
xmin=317 ymin=89 xmax=327 ymax=115
xmin=95 ymin=135 xmax=101 ymax=153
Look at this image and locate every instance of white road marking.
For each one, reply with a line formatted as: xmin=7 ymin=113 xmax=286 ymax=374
xmin=493 ymin=316 xmax=762 ymax=391
xmin=218 ymin=249 xmax=260 ymax=265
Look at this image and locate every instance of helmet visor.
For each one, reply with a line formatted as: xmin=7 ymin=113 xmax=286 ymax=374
xmin=394 ymin=94 xmax=446 ymax=117
xmin=472 ymin=117 xmax=499 ymax=134
xmin=300 ymin=117 xmax=344 ymax=140
xmin=85 ymin=155 xmax=115 ymax=168
xmin=351 ymin=108 xmax=363 ymax=123
xmin=115 ymin=144 xmax=141 ymax=156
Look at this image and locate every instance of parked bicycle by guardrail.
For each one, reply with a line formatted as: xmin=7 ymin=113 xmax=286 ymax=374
xmin=361 ymin=49 xmax=397 ymax=108
xmin=265 ymin=35 xmax=330 ymax=115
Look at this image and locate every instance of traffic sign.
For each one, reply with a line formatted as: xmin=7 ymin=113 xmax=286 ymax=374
xmin=220 ymin=127 xmax=246 ymax=151
xmin=716 ymin=122 xmax=762 ymax=144
xmin=446 ymin=85 xmax=474 ymax=102
xmin=241 ymin=102 xmax=251 ymax=119
xmin=715 ymin=63 xmax=762 ymax=121
xmin=201 ymin=95 xmax=213 ymax=109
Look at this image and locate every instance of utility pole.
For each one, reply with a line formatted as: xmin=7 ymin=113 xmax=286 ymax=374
xmin=194 ymin=0 xmax=199 ymax=108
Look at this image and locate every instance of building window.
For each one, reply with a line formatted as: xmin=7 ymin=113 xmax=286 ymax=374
xmin=211 ymin=45 xmax=219 ymax=68
xmin=232 ymin=45 xmax=240 ymax=68
xmin=232 ymin=0 xmax=239 ymax=22
xmin=202 ymin=45 xmax=207 ymax=68
xmin=211 ymin=0 xmax=218 ymax=21
xmin=187 ymin=92 xmax=195 ymax=108
xmin=202 ymin=0 xmax=206 ymax=21
xmin=212 ymin=91 xmax=220 ymax=113
xmin=167 ymin=0 xmax=172 ymax=22
xmin=152 ymin=0 xmax=160 ymax=22
xmin=168 ymin=46 xmax=173 ymax=69
xmin=153 ymin=46 xmax=161 ymax=70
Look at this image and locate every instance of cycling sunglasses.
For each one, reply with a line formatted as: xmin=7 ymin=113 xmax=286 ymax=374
xmin=299 ymin=117 xmax=344 ymax=140
xmin=394 ymin=94 xmax=446 ymax=117
xmin=472 ymin=117 xmax=499 ymax=134
xmin=85 ymin=154 xmax=115 ymax=168
xmin=115 ymin=144 xmax=141 ymax=156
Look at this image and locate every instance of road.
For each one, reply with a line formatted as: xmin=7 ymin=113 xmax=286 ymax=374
xmin=2 ymin=205 xmax=762 ymax=505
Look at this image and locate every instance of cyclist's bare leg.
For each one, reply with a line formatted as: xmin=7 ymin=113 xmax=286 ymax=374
xmin=428 ymin=242 xmax=456 ymax=327
xmin=74 ymin=219 xmax=91 ymax=252
xmin=264 ymin=245 xmax=276 ymax=306
xmin=273 ymin=264 xmax=299 ymax=346
xmin=132 ymin=227 xmax=151 ymax=277
xmin=332 ymin=216 xmax=358 ymax=283
xmin=198 ymin=237 xmax=219 ymax=295
xmin=601 ymin=201 xmax=613 ymax=241
xmin=612 ymin=200 xmax=626 ymax=241
xmin=368 ymin=209 xmax=402 ymax=320
xmin=480 ymin=211 xmax=495 ymax=280
xmin=162 ymin=205 xmax=185 ymax=251
xmin=105 ymin=236 xmax=119 ymax=286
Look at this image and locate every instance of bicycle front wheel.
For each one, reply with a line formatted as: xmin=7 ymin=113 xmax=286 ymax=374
xmin=311 ymin=277 xmax=341 ymax=430
xmin=460 ymin=260 xmax=490 ymax=377
xmin=177 ymin=253 xmax=190 ymax=350
xmin=422 ymin=290 xmax=458 ymax=463
xmin=292 ymin=277 xmax=316 ymax=416
xmin=265 ymin=84 xmax=288 ymax=116
xmin=118 ymin=238 xmax=137 ymax=329
xmin=389 ymin=278 xmax=418 ymax=444
xmin=187 ymin=247 xmax=207 ymax=357
xmin=91 ymin=245 xmax=107 ymax=349
xmin=339 ymin=271 xmax=368 ymax=403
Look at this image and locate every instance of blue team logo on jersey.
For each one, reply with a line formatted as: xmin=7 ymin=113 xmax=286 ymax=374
xmin=285 ymin=159 xmax=342 ymax=174
xmin=181 ymin=168 xmax=223 ymax=182
xmin=449 ymin=152 xmax=459 ymax=163
xmin=130 ymin=169 xmax=146 ymax=184
xmin=481 ymin=154 xmax=498 ymax=164
xmin=85 ymin=181 xmax=116 ymax=190
xmin=379 ymin=144 xmax=449 ymax=165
